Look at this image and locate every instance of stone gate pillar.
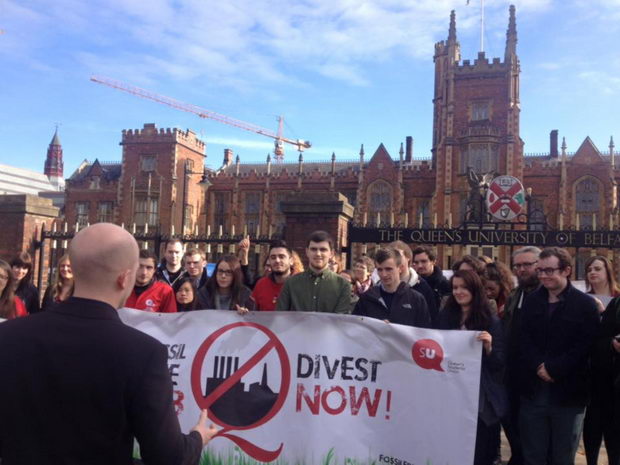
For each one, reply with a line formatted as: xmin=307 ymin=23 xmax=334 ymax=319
xmin=0 ymin=194 xmax=60 ymax=288
xmin=280 ymin=192 xmax=354 ymax=264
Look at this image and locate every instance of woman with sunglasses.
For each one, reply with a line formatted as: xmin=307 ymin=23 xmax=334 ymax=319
xmin=0 ymin=259 xmax=28 ymax=319
xmin=438 ymin=269 xmax=507 ymax=465
xmin=197 ymin=255 xmax=255 ymax=311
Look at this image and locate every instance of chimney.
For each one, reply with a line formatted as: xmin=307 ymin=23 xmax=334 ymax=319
xmin=550 ymin=130 xmax=559 ymax=158
xmin=405 ymin=136 xmax=413 ymax=162
xmin=223 ymin=148 xmax=233 ymax=166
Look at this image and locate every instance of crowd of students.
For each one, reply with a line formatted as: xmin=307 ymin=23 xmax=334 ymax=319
xmin=2 ymin=231 xmax=619 ymax=465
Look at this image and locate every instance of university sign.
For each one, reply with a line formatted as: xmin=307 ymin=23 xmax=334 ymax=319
xmin=350 ymin=227 xmax=620 ymax=249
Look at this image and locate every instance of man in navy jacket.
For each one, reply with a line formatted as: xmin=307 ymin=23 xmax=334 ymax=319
xmin=353 ymin=248 xmax=431 ymax=328
xmin=518 ymin=247 xmax=599 ymax=465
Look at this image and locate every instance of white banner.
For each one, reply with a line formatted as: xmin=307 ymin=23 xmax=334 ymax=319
xmin=118 ymin=308 xmax=482 ymax=465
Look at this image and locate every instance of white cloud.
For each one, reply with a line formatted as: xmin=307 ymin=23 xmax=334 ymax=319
xmin=2 ymin=0 xmax=557 ymax=89
xmin=578 ymin=71 xmax=620 ymax=94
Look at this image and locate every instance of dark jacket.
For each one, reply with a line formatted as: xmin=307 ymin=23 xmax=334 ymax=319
xmin=0 ymin=297 xmax=202 ymax=465
xmin=590 ymin=297 xmax=620 ymax=398
xmin=196 ymin=285 xmax=255 ymax=311
xmin=353 ymin=282 xmax=431 ymax=328
xmin=518 ymin=282 xmax=600 ymax=406
xmin=502 ymin=284 xmax=540 ymax=380
xmin=16 ymin=282 xmax=40 ymax=314
xmin=403 ymin=268 xmax=439 ymax=327
xmin=422 ymin=265 xmax=451 ymax=309
xmin=156 ymin=263 xmax=187 ymax=287
xmin=438 ymin=309 xmax=508 ymax=424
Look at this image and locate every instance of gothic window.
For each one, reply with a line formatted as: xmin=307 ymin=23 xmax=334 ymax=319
xmin=368 ymin=181 xmax=392 ymax=225
xmin=575 ymin=177 xmax=600 ymax=231
xmin=244 ymin=192 xmax=262 ymax=236
xmin=76 ymin=202 xmax=89 ymax=227
xmin=89 ymin=176 xmax=100 ymax=190
xmin=141 ymin=156 xmax=156 ymax=172
xmin=135 ymin=197 xmax=159 ymax=226
xmin=184 ymin=205 xmax=194 ymax=231
xmin=97 ymin=201 xmax=114 ymax=223
xmin=417 ymin=199 xmax=431 ymax=227
xmin=528 ymin=197 xmax=545 ymax=231
xmin=461 ymin=144 xmax=498 ymax=174
xmin=471 ymin=101 xmax=490 ymax=121
xmin=273 ymin=191 xmax=290 ymax=235
xmin=213 ymin=192 xmax=230 ymax=230
xmin=459 ymin=195 xmax=468 ymax=223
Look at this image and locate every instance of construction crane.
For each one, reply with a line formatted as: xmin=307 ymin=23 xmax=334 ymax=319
xmin=90 ymin=76 xmax=311 ymax=161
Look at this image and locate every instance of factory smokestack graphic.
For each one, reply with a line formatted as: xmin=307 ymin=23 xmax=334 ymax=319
xmin=204 ymin=355 xmax=278 ymax=426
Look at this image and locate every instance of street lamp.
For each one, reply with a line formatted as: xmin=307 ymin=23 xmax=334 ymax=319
xmin=181 ymin=160 xmax=212 ymax=235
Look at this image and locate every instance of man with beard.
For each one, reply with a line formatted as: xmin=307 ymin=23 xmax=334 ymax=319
xmin=251 ymin=241 xmax=294 ymax=311
xmin=411 ymin=245 xmax=451 ymax=310
xmin=501 ymin=246 xmax=541 ymax=465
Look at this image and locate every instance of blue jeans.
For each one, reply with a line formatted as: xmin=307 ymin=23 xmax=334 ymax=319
xmin=519 ymin=392 xmax=585 ymax=465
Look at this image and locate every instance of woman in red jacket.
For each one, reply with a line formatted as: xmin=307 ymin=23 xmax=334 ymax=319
xmin=0 ymin=259 xmax=27 ymax=319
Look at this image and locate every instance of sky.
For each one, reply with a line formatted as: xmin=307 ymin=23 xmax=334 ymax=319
xmin=1 ymin=0 xmax=619 ymax=175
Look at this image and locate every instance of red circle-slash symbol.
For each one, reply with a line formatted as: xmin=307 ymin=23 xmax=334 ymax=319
xmin=190 ymin=322 xmax=290 ymax=462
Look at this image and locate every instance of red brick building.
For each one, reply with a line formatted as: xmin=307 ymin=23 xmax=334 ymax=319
xmin=65 ymin=123 xmax=206 ymax=234
xmin=62 ymin=6 xmax=619 ymax=276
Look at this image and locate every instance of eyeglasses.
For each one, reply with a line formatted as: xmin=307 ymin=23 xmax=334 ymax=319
xmin=217 ymin=269 xmax=234 ymax=276
xmin=536 ymin=267 xmax=561 ymax=276
xmin=513 ymin=261 xmax=537 ymax=270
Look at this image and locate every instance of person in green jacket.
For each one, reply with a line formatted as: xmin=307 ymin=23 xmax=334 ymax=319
xmin=276 ymin=230 xmax=351 ymax=313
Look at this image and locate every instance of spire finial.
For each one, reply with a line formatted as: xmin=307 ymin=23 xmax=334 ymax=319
xmin=610 ymin=136 xmax=615 ymax=149
xmin=505 ymin=5 xmax=517 ymax=60
xmin=331 ymin=152 xmax=336 ymax=161
xmin=448 ymin=10 xmax=457 ymax=43
xmin=266 ymin=153 xmax=271 ymax=163
xmin=561 ymin=137 xmax=567 ymax=152
xmin=359 ymin=144 xmax=365 ymax=158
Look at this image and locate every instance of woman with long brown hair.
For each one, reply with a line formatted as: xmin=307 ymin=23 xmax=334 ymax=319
xmin=0 ymin=259 xmax=27 ymax=319
xmin=484 ymin=261 xmax=515 ymax=318
xmin=438 ymin=270 xmax=507 ymax=465
xmin=10 ymin=251 xmax=40 ymax=314
xmin=197 ymin=255 xmax=254 ymax=311
xmin=585 ymin=255 xmax=620 ymax=300
xmin=41 ymin=254 xmax=74 ymax=311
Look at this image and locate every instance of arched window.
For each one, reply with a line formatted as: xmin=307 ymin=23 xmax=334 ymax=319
xmin=367 ymin=181 xmax=392 ymax=226
xmin=575 ymin=177 xmax=600 ymax=230
xmin=460 ymin=144 xmax=499 ymax=174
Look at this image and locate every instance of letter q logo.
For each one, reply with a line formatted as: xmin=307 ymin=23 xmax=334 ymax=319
xmin=411 ymin=339 xmax=444 ymax=372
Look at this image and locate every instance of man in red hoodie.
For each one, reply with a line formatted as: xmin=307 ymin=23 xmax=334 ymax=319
xmin=125 ymin=250 xmax=177 ymax=313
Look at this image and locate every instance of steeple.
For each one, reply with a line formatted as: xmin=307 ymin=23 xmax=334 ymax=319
xmin=504 ymin=5 xmax=517 ymax=62
xmin=448 ymin=10 xmax=457 ymax=44
xmin=44 ymin=128 xmax=64 ymax=188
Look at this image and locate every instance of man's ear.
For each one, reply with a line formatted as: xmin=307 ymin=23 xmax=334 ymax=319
xmin=117 ymin=269 xmax=132 ymax=290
